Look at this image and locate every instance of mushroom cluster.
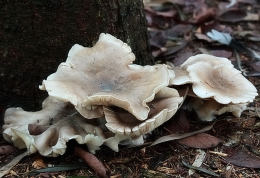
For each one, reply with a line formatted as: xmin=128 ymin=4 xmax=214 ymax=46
xmin=169 ymin=54 xmax=257 ymax=121
xmin=2 ymin=34 xmax=257 ymax=157
xmin=3 ymin=33 xmax=183 ymax=157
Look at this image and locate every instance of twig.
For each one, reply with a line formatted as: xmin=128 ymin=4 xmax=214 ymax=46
xmin=209 ymin=151 xmax=228 ymax=157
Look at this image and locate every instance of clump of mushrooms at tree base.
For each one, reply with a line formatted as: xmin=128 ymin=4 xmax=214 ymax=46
xmin=2 ymin=33 xmax=257 ymax=157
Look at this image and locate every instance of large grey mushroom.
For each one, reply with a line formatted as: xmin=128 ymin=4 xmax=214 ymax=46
xmin=40 ymin=33 xmax=171 ymax=121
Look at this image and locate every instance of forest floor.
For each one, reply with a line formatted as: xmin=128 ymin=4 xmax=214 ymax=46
xmin=1 ymin=0 xmax=260 ymax=177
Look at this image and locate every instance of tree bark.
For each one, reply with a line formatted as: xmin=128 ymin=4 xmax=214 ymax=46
xmin=0 ymin=0 xmax=152 ymax=110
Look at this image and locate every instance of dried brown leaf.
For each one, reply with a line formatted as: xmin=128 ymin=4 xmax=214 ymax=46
xmin=210 ymin=50 xmax=232 ymax=58
xmin=151 ymin=124 xmax=213 ymax=146
xmin=191 ymin=8 xmax=216 ymax=24
xmin=225 ymin=149 xmax=260 ymax=168
xmin=166 ymin=24 xmax=193 ymax=38
xmin=218 ymin=9 xmax=257 ymax=23
xmin=178 ymin=133 xmax=222 ymax=148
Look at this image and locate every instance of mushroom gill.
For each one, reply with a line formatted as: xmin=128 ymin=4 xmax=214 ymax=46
xmin=104 ymin=87 xmax=183 ymax=137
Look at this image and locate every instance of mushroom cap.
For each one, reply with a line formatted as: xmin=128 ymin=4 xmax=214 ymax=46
xmin=187 ymin=62 xmax=257 ymax=104
xmin=41 ymin=33 xmax=170 ymax=121
xmin=104 ymin=87 xmax=183 ymax=137
xmin=170 ymin=54 xmax=233 ymax=86
xmin=3 ymin=97 xmax=129 ymax=156
xmin=181 ymin=54 xmax=233 ymax=69
xmin=189 ymin=98 xmax=248 ymax=121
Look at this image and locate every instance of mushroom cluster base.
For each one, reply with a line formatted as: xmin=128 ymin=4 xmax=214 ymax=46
xmin=2 ymin=34 xmax=257 ymax=157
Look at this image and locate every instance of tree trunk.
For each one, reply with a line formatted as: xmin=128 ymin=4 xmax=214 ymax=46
xmin=0 ymin=0 xmax=152 ymax=110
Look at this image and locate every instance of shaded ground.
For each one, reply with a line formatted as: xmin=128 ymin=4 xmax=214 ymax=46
xmin=1 ymin=0 xmax=260 ymax=177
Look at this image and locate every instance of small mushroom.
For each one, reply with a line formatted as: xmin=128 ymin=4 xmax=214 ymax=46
xmin=41 ymin=33 xmax=170 ymax=121
xmin=104 ymin=87 xmax=183 ymax=137
xmin=169 ymin=54 xmax=233 ymax=86
xmin=189 ymin=98 xmax=247 ymax=121
xmin=169 ymin=54 xmax=257 ymax=104
xmin=3 ymin=97 xmax=128 ymax=156
xmin=187 ymin=62 xmax=257 ymax=104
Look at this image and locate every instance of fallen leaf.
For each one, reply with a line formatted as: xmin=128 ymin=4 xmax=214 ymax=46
xmin=151 ymin=124 xmax=214 ymax=146
xmin=149 ymin=30 xmax=167 ymax=49
xmin=166 ymin=24 xmax=193 ymax=38
xmin=218 ymin=9 xmax=247 ymax=23
xmin=218 ymin=9 xmax=258 ymax=22
xmin=145 ymin=8 xmax=175 ymax=29
xmin=250 ymin=61 xmax=260 ymax=72
xmin=178 ymin=133 xmax=222 ymax=148
xmin=225 ymin=149 xmax=260 ymax=168
xmin=0 ymin=145 xmax=17 ymax=155
xmin=207 ymin=29 xmax=232 ymax=45
xmin=191 ymin=8 xmax=216 ymax=24
xmin=74 ymin=147 xmax=108 ymax=178
xmin=210 ymin=50 xmax=232 ymax=58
